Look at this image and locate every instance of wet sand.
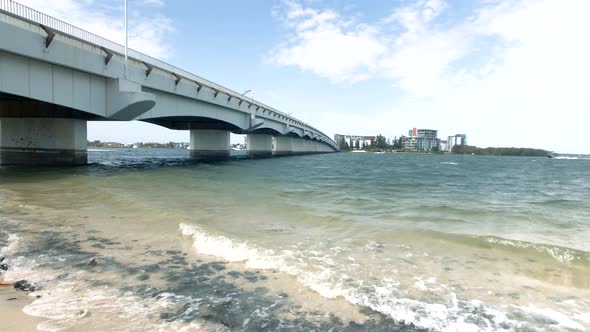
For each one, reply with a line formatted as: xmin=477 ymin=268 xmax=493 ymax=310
xmin=0 ymin=280 xmax=42 ymax=331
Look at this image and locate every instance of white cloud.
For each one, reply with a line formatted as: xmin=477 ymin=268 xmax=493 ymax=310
xmin=267 ymin=1 xmax=386 ymax=83
xmin=268 ymin=0 xmax=590 ymax=153
xmin=20 ymin=0 xmax=174 ymax=59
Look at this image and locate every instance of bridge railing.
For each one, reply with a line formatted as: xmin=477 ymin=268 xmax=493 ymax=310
xmin=0 ymin=0 xmax=336 ymax=147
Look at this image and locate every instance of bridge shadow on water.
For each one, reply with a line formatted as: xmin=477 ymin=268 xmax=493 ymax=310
xmin=0 ymin=149 xmax=334 ymax=184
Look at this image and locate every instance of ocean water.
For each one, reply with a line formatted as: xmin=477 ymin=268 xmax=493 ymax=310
xmin=1 ymin=149 xmax=589 ymax=331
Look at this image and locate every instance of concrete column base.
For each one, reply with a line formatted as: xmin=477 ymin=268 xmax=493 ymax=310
xmin=190 ymin=129 xmax=230 ymax=159
xmin=0 ymin=118 xmax=87 ymax=166
xmin=291 ymin=138 xmax=304 ymax=155
xmin=247 ymin=134 xmax=273 ymax=157
xmin=273 ymin=136 xmax=294 ymax=156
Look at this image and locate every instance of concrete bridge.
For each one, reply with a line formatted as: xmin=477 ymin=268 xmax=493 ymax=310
xmin=0 ymin=1 xmax=338 ymax=165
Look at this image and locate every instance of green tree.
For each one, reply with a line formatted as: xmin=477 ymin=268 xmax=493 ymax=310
xmin=392 ymin=137 xmax=403 ymax=150
xmin=338 ymin=139 xmax=351 ymax=151
xmin=373 ymin=134 xmax=387 ymax=150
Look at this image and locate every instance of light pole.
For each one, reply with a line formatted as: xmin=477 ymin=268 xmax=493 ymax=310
xmin=242 ymin=89 xmax=256 ymax=121
xmin=242 ymin=89 xmax=254 ymax=106
xmin=124 ymin=0 xmax=128 ymax=79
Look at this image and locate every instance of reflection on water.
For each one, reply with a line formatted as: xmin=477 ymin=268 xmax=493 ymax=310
xmin=1 ymin=149 xmax=590 ymax=331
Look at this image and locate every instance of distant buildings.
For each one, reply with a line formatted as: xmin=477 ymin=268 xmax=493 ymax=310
xmin=231 ymin=143 xmax=245 ymax=151
xmin=334 ymin=134 xmax=374 ymax=150
xmin=333 ymin=130 xmax=467 ymax=153
xmin=87 ymin=140 xmax=189 ymax=149
xmin=401 ymin=128 xmax=441 ymax=151
xmin=447 ymin=134 xmax=467 ymax=152
xmin=88 ymin=140 xmax=125 ymax=148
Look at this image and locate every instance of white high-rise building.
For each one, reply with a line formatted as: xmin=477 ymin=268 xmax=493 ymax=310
xmin=447 ymin=134 xmax=467 ymax=151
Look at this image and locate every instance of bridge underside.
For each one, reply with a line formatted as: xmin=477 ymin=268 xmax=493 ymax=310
xmin=0 ymin=92 xmax=102 ymax=120
xmin=142 ymin=116 xmax=242 ymax=132
xmin=0 ymin=94 xmax=93 ymax=165
xmin=0 ymin=96 xmax=335 ymax=166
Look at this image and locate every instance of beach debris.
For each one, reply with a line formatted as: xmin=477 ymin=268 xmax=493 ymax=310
xmin=0 ymin=257 xmax=5 ymax=262
xmin=76 ymin=309 xmax=90 ymax=318
xmin=13 ymin=280 xmax=36 ymax=292
xmin=6 ymin=297 xmax=17 ymax=301
xmin=0 ymin=263 xmax=8 ymax=271
xmin=0 ymin=283 xmax=12 ymax=289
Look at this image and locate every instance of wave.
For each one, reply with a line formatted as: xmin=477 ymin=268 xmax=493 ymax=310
xmin=554 ymin=156 xmax=590 ymax=160
xmin=423 ymin=230 xmax=590 ymax=265
xmin=0 ymin=233 xmax=19 ymax=256
xmin=483 ymin=236 xmax=589 ymax=264
xmin=0 ymin=231 xmax=225 ymax=332
xmin=23 ymin=281 xmax=220 ymax=332
xmin=179 ymin=223 xmax=587 ymax=331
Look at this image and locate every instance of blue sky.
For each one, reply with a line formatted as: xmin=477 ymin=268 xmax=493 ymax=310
xmin=23 ymin=0 xmax=590 ymax=153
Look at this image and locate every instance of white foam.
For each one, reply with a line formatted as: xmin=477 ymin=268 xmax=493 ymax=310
xmin=179 ymin=223 xmax=287 ymax=270
xmin=179 ymin=223 xmax=590 ymax=331
xmin=179 ymin=224 xmax=548 ymax=331
xmin=514 ymin=305 xmax=586 ymax=331
xmin=0 ymin=233 xmax=20 ymax=256
xmin=554 ymin=156 xmax=590 ymax=160
xmin=485 ymin=237 xmax=581 ymax=264
xmin=22 ymin=279 xmax=221 ymax=332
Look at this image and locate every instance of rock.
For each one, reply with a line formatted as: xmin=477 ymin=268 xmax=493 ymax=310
xmin=13 ymin=280 xmax=36 ymax=292
xmin=0 ymin=257 xmax=5 ymax=262
xmin=88 ymin=258 xmax=98 ymax=267
xmin=0 ymin=263 xmax=8 ymax=271
xmin=76 ymin=309 xmax=90 ymax=318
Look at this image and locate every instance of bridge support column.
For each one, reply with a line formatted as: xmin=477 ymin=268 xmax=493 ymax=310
xmin=0 ymin=118 xmax=87 ymax=166
xmin=273 ymin=136 xmax=293 ymax=156
xmin=291 ymin=138 xmax=303 ymax=155
xmin=247 ymin=134 xmax=273 ymax=157
xmin=190 ymin=129 xmax=230 ymax=159
xmin=304 ymin=139 xmax=313 ymax=153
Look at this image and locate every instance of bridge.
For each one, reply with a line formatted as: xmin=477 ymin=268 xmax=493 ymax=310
xmin=0 ymin=1 xmax=338 ymax=165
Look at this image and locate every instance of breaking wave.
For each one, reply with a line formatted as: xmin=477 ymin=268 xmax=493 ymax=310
xmin=179 ymin=223 xmax=587 ymax=331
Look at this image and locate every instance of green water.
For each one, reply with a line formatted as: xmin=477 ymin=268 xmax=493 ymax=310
xmin=1 ymin=149 xmax=589 ymax=331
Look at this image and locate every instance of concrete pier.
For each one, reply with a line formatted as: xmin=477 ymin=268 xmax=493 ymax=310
xmin=291 ymin=138 xmax=304 ymax=154
xmin=247 ymin=134 xmax=273 ymax=156
xmin=189 ymin=129 xmax=230 ymax=159
xmin=274 ymin=136 xmax=294 ymax=156
xmin=0 ymin=118 xmax=87 ymax=165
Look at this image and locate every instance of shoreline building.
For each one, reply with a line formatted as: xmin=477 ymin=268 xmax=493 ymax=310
xmin=334 ymin=134 xmax=374 ymax=150
xmin=447 ymin=134 xmax=467 ymax=152
xmin=401 ymin=128 xmax=440 ymax=151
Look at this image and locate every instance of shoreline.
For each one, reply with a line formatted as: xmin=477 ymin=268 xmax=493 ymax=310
xmin=0 ymin=279 xmax=42 ymax=331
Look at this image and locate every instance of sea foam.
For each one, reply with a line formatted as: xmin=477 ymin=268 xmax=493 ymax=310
xmin=179 ymin=223 xmax=586 ymax=331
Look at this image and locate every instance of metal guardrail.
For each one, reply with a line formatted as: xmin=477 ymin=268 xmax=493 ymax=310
xmin=0 ymin=0 xmax=336 ymax=146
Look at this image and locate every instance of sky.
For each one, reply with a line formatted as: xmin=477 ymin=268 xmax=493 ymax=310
xmin=20 ymin=0 xmax=590 ymax=153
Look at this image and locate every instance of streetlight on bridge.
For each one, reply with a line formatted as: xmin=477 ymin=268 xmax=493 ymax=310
xmin=124 ymin=0 xmax=128 ymax=79
xmin=242 ymin=89 xmax=255 ymax=106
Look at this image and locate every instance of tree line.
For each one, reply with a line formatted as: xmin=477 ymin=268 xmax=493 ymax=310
xmin=337 ymin=135 xmax=547 ymax=156
xmin=452 ymin=145 xmax=547 ymax=156
xmin=338 ymin=135 xmax=404 ymax=151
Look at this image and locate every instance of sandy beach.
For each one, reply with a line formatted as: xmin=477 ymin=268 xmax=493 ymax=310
xmin=0 ymin=282 xmax=42 ymax=331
